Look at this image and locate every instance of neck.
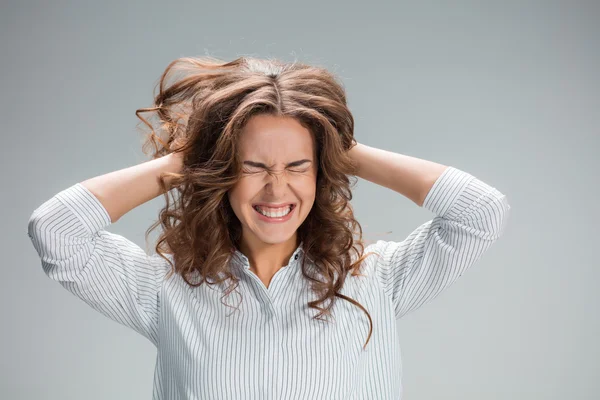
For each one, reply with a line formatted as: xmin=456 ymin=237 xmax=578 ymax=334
xmin=238 ymin=233 xmax=300 ymax=276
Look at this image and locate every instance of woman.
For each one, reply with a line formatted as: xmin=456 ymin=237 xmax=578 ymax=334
xmin=27 ymin=56 xmax=510 ymax=399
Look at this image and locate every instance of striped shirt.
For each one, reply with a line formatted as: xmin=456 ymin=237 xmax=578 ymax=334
xmin=27 ymin=166 xmax=510 ymax=399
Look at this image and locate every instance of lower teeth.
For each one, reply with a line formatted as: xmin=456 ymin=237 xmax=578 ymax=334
xmin=256 ymin=207 xmax=291 ymax=218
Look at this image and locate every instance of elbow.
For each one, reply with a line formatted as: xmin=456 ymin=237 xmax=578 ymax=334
xmin=27 ymin=211 xmax=42 ymax=244
xmin=496 ymin=195 xmax=511 ymax=236
xmin=486 ymin=195 xmax=511 ymax=240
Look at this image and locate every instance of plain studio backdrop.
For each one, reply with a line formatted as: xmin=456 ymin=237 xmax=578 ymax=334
xmin=1 ymin=1 xmax=598 ymax=399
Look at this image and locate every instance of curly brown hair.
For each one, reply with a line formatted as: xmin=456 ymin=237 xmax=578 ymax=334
xmin=135 ymin=56 xmax=379 ymax=350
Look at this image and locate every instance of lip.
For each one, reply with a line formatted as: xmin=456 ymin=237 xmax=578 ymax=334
xmin=253 ymin=204 xmax=296 ymax=223
xmin=253 ymin=202 xmax=296 ymax=208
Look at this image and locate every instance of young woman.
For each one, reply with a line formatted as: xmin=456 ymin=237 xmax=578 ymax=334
xmin=27 ymin=56 xmax=510 ymax=399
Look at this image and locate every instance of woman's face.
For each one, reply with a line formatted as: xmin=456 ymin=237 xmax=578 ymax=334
xmin=227 ymin=114 xmax=317 ymax=247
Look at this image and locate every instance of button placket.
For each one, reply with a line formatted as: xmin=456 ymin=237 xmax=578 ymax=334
xmin=231 ymin=245 xmax=304 ymax=303
xmin=272 ymin=309 xmax=283 ymax=400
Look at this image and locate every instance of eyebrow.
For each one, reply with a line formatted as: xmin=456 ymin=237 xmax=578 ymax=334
xmin=243 ymin=159 xmax=312 ymax=169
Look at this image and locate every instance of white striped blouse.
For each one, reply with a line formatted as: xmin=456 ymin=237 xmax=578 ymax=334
xmin=27 ymin=166 xmax=510 ymax=400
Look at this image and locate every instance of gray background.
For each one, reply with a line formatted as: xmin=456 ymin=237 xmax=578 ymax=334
xmin=2 ymin=0 xmax=598 ymax=399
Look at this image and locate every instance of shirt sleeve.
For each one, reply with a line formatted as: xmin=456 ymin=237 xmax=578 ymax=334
xmin=27 ymin=182 xmax=171 ymax=346
xmin=364 ymin=166 xmax=511 ymax=320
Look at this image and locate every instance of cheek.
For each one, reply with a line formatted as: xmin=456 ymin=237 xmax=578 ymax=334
xmin=299 ymin=185 xmax=317 ymax=205
xmin=229 ymin=180 xmax=254 ymax=201
xmin=227 ymin=185 xmax=249 ymax=216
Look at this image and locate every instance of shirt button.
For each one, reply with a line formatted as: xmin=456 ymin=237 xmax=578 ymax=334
xmin=294 ymin=254 xmax=299 ymax=260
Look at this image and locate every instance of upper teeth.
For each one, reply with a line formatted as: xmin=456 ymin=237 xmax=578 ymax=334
xmin=255 ymin=205 xmax=292 ymax=217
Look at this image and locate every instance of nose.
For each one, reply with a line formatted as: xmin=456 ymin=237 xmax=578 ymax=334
xmin=264 ymin=170 xmax=289 ymax=196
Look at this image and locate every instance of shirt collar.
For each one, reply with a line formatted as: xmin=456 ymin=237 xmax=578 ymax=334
xmin=230 ymin=241 xmax=307 ymax=270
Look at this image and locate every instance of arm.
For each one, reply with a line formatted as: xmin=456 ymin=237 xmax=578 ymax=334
xmin=27 ymin=153 xmax=183 ymax=346
xmin=349 ymin=143 xmax=511 ymax=320
xmin=348 ymin=142 xmax=449 ymax=207
xmin=80 ymin=152 xmax=183 ymax=223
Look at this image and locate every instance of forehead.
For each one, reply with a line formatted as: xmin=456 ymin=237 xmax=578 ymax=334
xmin=238 ymin=114 xmax=314 ymax=158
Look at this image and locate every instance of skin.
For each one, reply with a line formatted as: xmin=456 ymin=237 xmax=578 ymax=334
xmin=227 ymin=114 xmax=318 ymax=287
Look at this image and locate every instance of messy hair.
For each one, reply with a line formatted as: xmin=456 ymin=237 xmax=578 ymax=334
xmin=136 ymin=56 xmax=377 ymax=350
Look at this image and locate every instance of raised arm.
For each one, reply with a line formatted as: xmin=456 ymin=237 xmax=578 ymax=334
xmin=348 ymin=144 xmax=510 ymax=320
xmin=27 ymin=153 xmax=183 ymax=345
xmin=79 ymin=152 xmax=183 ymax=223
xmin=365 ymin=166 xmax=509 ymax=319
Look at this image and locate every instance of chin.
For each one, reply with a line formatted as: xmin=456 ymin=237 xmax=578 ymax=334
xmin=248 ymin=226 xmax=296 ymax=243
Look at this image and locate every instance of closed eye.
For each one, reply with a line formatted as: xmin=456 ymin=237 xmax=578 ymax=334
xmin=243 ymin=168 xmax=308 ymax=174
xmin=243 ymin=159 xmax=312 ymax=170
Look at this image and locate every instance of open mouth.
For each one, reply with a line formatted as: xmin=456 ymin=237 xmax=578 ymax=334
xmin=252 ymin=204 xmax=296 ymax=220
